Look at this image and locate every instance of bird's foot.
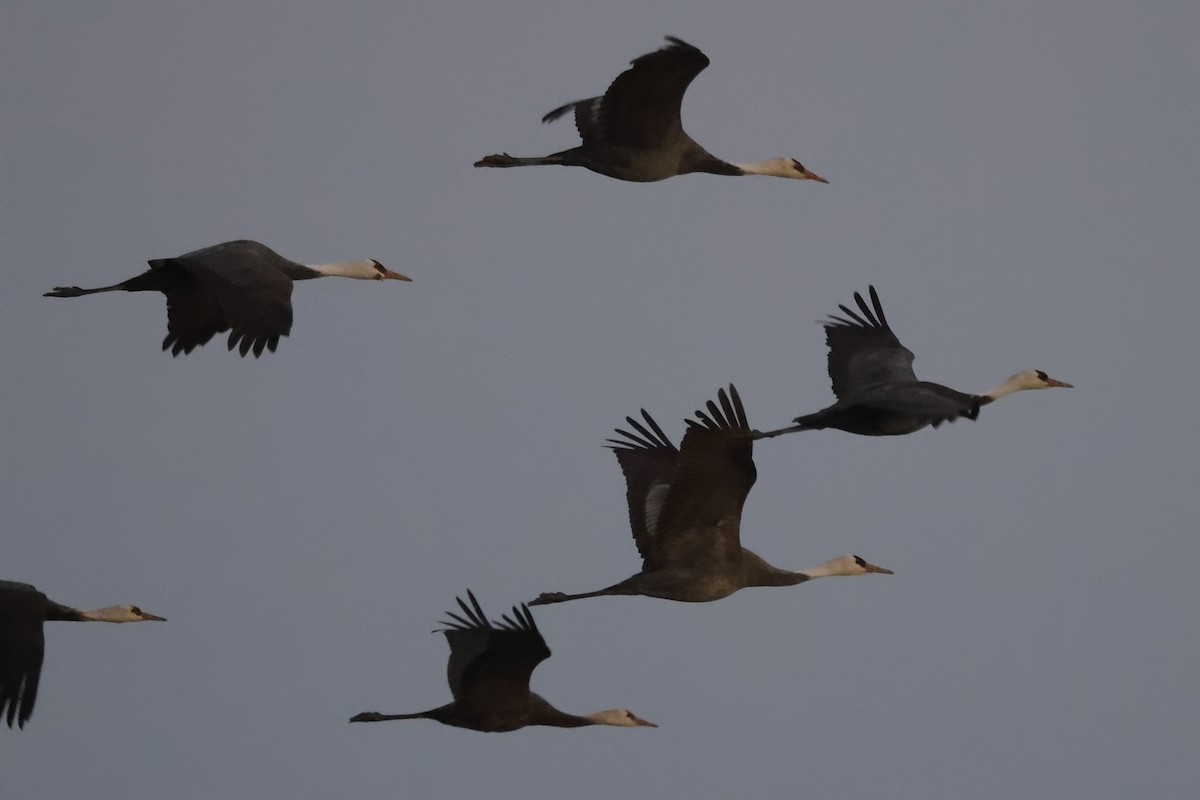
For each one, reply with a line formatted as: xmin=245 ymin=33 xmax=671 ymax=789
xmin=350 ymin=711 xmax=383 ymax=723
xmin=474 ymin=153 xmax=515 ymax=168
xmin=528 ymin=592 xmax=566 ymax=606
xmin=44 ymin=286 xmax=85 ymax=298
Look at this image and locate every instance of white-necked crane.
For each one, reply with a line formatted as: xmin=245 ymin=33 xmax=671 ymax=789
xmin=529 ymin=385 xmax=892 ymax=606
xmin=349 ymin=591 xmax=656 ymax=732
xmin=44 ymin=239 xmax=411 ymax=357
xmin=754 ymin=286 xmax=1073 ymax=438
xmin=474 ymin=36 xmax=829 ymax=184
xmin=0 ymin=580 xmax=165 ymax=729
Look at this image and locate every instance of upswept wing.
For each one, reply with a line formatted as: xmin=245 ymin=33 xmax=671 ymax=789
xmin=823 ymin=286 xmax=917 ymax=398
xmin=0 ymin=582 xmax=47 ymax=729
xmin=606 ymin=409 xmax=680 ymax=570
xmin=438 ymin=591 xmax=549 ymax=702
xmin=543 ymin=37 xmax=709 ymax=150
xmin=653 ymin=386 xmax=756 ymax=563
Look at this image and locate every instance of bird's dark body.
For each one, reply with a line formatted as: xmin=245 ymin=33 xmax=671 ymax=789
xmin=416 ymin=693 xmax=591 ymax=732
xmin=796 ymin=382 xmax=983 ymax=436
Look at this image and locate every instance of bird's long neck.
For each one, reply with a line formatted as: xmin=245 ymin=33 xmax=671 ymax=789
xmin=753 ymin=568 xmax=812 ymax=587
xmin=742 ymin=552 xmax=811 ymax=587
xmin=542 ymin=714 xmax=594 ymax=728
xmin=282 ymin=260 xmax=375 ymax=281
xmin=44 ymin=601 xmax=86 ymax=621
xmin=734 ymin=159 xmax=781 ymax=176
xmin=527 ymin=696 xmax=595 ymax=728
xmin=793 ymin=561 xmax=844 ymax=580
xmin=78 ymin=606 xmax=139 ymax=622
xmin=977 ymin=374 xmax=1029 ymax=404
xmin=690 ymin=155 xmax=743 ymax=176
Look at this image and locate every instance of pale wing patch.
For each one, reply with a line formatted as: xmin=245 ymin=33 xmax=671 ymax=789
xmin=644 ymin=482 xmax=670 ymax=540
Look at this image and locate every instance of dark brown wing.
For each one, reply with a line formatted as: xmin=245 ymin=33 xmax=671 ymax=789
xmin=0 ymin=581 xmax=48 ymax=729
xmin=170 ymin=242 xmax=295 ymax=358
xmin=824 ymin=286 xmax=917 ymax=398
xmin=606 ymin=409 xmax=680 ymax=571
xmin=543 ymin=37 xmax=709 ymax=150
xmin=438 ymin=592 xmax=550 ymax=703
xmin=654 ymin=386 xmax=756 ymax=564
xmin=153 ymin=264 xmax=229 ymax=356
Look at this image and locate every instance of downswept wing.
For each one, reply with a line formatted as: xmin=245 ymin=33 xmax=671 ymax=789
xmin=823 ymin=286 xmax=917 ymax=398
xmin=653 ymin=386 xmax=756 ymax=567
xmin=154 ymin=263 xmax=229 ymax=356
xmin=543 ymin=37 xmax=709 ymax=151
xmin=606 ymin=409 xmax=680 ymax=571
xmin=170 ymin=242 xmax=294 ymax=357
xmin=438 ymin=592 xmax=549 ymax=704
xmin=0 ymin=582 xmax=47 ymax=729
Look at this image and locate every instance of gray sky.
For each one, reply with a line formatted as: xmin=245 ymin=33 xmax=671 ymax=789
xmin=3 ymin=2 xmax=1199 ymax=798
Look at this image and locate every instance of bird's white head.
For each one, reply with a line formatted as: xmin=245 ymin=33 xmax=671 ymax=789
xmin=368 ymin=260 xmax=412 ymax=282
xmin=586 ymin=708 xmax=658 ymax=728
xmin=1013 ymin=369 xmax=1073 ymax=390
xmin=311 ymin=259 xmax=412 ymax=282
xmin=984 ymin=369 xmax=1074 ymax=400
xmin=806 ymin=555 xmax=894 ymax=579
xmin=82 ymin=604 xmax=167 ymax=623
xmin=738 ymin=157 xmax=829 ymax=183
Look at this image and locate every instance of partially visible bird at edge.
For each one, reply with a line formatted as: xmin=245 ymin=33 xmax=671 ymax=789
xmin=529 ymin=385 xmax=892 ymax=606
xmin=474 ymin=37 xmax=829 ymax=184
xmin=349 ymin=591 xmax=657 ymax=732
xmin=44 ymin=239 xmax=411 ymax=357
xmin=1 ymin=580 xmax=165 ymax=730
xmin=754 ymin=286 xmax=1073 ymax=438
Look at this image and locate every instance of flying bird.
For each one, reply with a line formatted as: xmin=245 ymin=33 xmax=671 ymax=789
xmin=474 ymin=36 xmax=828 ymax=184
xmin=349 ymin=591 xmax=656 ymax=732
xmin=44 ymin=239 xmax=411 ymax=357
xmin=0 ymin=580 xmax=165 ymax=729
xmin=529 ymin=385 xmax=892 ymax=606
xmin=754 ymin=287 xmax=1073 ymax=438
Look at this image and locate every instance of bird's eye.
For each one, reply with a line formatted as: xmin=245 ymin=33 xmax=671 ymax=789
xmin=853 ymin=555 xmax=866 ymax=568
xmin=1036 ymin=370 xmax=1048 ymax=381
xmin=792 ymin=159 xmax=804 ymax=171
xmin=131 ymin=606 xmax=142 ymax=614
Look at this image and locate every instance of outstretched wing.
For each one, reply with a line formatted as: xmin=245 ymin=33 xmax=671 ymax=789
xmin=654 ymin=386 xmax=756 ymax=565
xmin=439 ymin=591 xmax=549 ymax=702
xmin=155 ymin=269 xmax=229 ymax=356
xmin=606 ymin=409 xmax=680 ymax=571
xmin=823 ymin=286 xmax=917 ymax=397
xmin=169 ymin=241 xmax=295 ymax=358
xmin=0 ymin=581 xmax=48 ymax=729
xmin=543 ymin=37 xmax=709 ymax=150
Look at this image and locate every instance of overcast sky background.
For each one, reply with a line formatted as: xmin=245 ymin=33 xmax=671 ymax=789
xmin=3 ymin=2 xmax=1198 ymax=798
